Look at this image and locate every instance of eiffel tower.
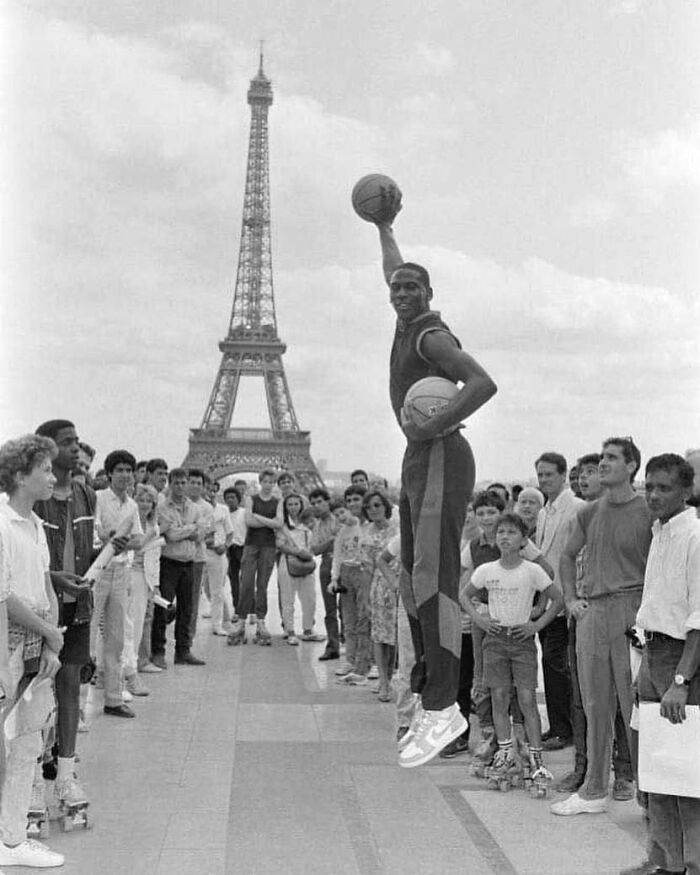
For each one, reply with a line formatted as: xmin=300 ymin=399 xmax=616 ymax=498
xmin=183 ymin=54 xmax=323 ymax=490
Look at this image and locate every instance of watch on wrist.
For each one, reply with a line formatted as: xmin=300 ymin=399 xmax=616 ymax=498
xmin=674 ymin=673 xmax=690 ymax=687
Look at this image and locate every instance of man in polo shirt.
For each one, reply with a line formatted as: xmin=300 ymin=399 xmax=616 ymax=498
xmin=93 ymin=450 xmax=144 ymax=717
xmin=535 ymin=451 xmax=585 ymax=751
xmin=552 ymin=437 xmax=652 ymax=817
xmin=153 ymin=468 xmax=205 ymax=667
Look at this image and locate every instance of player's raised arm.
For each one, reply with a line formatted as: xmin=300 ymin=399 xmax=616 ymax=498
xmin=377 ymin=222 xmax=404 ymax=285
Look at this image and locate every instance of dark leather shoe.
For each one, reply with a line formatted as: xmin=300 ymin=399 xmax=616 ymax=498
xmin=542 ymin=735 xmax=572 ymax=751
xmin=318 ymin=650 xmax=340 ymax=661
xmin=104 ymin=704 xmax=135 ymax=718
xmin=174 ymin=652 xmax=206 ymax=665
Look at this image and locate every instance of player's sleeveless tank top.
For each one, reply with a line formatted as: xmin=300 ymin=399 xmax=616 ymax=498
xmin=389 ymin=311 xmax=460 ymax=424
xmin=245 ymin=495 xmax=279 ymax=548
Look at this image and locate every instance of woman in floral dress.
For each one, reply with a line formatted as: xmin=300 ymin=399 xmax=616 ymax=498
xmin=360 ymin=491 xmax=400 ymax=701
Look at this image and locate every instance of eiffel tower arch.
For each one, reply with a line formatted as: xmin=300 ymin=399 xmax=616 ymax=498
xmin=182 ymin=54 xmax=323 ymax=492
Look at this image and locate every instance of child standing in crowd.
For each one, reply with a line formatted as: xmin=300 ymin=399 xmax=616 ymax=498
xmin=276 ymin=494 xmax=322 ymax=645
xmin=463 ymin=512 xmax=563 ymax=790
xmin=360 ymin=491 xmax=399 ymax=701
xmin=330 ymin=486 xmax=368 ymax=685
xmin=0 ymin=435 xmax=65 ymax=868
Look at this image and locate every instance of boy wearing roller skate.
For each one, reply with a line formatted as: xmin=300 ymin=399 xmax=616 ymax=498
xmin=463 ymin=512 xmax=563 ymax=795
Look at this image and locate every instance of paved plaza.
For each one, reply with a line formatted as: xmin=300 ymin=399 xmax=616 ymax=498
xmin=42 ymin=600 xmax=648 ymax=875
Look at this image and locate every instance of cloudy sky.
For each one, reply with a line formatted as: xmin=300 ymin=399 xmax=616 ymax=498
xmin=1 ymin=0 xmax=698 ymax=483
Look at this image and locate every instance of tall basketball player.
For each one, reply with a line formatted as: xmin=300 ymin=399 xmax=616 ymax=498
xmin=373 ymin=196 xmax=497 ymax=768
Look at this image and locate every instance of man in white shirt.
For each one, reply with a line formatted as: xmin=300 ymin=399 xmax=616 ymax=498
xmin=0 ymin=434 xmax=65 ymax=869
xmin=203 ymin=478 xmax=234 ymax=635
xmin=93 ymin=450 xmax=143 ymax=718
xmin=535 ymin=451 xmax=585 ymax=750
xmin=622 ymin=454 xmax=700 ymax=875
xmin=186 ymin=469 xmax=209 ymax=637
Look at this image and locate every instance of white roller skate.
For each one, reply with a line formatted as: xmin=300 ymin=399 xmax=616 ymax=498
xmin=254 ymin=618 xmax=272 ymax=646
xmin=526 ymin=748 xmax=553 ymax=799
xmin=486 ymin=745 xmax=523 ymax=792
xmin=54 ymin=773 xmax=91 ymax=832
xmin=26 ymin=763 xmax=49 ymax=839
xmin=227 ymin=617 xmax=246 ymax=646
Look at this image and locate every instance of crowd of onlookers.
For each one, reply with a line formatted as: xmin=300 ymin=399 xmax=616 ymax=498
xmin=0 ymin=420 xmax=698 ymax=872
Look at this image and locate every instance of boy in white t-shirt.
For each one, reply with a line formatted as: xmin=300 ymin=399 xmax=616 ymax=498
xmin=463 ymin=512 xmax=563 ymax=789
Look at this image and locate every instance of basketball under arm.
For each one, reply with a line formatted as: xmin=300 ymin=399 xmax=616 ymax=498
xmin=420 ymin=332 xmax=497 ymax=427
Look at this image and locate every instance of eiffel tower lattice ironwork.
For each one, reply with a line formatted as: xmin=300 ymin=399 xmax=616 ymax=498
xmin=182 ymin=54 xmax=323 ymax=490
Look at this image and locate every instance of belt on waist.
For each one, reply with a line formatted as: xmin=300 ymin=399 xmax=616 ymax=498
xmin=586 ymin=588 xmax=643 ymax=601
xmin=643 ymin=630 xmax=684 ymax=643
xmin=490 ymin=626 xmax=519 ymax=637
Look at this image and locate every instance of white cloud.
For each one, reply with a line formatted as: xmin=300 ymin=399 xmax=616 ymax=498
xmin=569 ymin=194 xmax=620 ymax=228
xmin=615 ymin=122 xmax=700 ymax=206
xmin=415 ymin=43 xmax=456 ymax=75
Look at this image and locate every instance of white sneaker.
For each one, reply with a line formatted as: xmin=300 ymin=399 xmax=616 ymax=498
xmin=0 ymin=838 xmax=64 ymax=867
xmin=125 ymin=675 xmax=150 ymax=697
xmin=550 ymin=792 xmax=608 ymax=816
xmin=287 ymin=635 xmax=300 ymax=646
xmin=334 ymin=662 xmax=354 ymax=677
xmin=212 ymin=627 xmax=228 ymax=636
xmin=139 ymin=662 xmax=163 ymax=674
xmin=336 ymin=672 xmax=368 ymax=686
xmin=122 ymin=689 xmax=134 ymax=703
xmin=367 ymin=665 xmax=379 ymax=679
xmin=398 ymin=703 xmax=468 ymax=768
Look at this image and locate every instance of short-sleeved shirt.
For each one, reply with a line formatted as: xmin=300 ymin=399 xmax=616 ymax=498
xmin=0 ymin=503 xmax=49 ymax=610
xmin=471 ymin=559 xmax=551 ymax=627
xmin=575 ymin=494 xmax=652 ymax=598
xmin=95 ymin=488 xmax=143 ymax=565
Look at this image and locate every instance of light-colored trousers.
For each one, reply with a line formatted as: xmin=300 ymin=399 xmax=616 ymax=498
xmin=206 ymin=549 xmax=233 ymax=631
xmin=576 ymin=591 xmax=641 ymax=800
xmin=0 ymin=648 xmax=44 ymax=846
xmin=278 ymin=558 xmax=315 ymax=635
xmin=90 ymin=563 xmax=128 ymax=708
xmin=395 ymin=600 xmax=419 ymax=729
xmin=122 ymin=568 xmax=150 ymax=678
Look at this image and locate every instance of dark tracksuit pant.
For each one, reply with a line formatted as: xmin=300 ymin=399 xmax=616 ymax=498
xmin=399 ymin=430 xmax=474 ymax=711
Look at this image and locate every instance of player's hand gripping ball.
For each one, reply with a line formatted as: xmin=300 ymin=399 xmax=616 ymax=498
xmin=401 ymin=376 xmax=460 ymax=440
xmin=351 ymin=174 xmax=402 ymax=224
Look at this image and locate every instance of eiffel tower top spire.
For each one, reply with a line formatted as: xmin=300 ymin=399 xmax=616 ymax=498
xmin=225 ymin=51 xmax=276 ymax=343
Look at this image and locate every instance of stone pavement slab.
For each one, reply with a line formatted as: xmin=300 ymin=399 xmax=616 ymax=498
xmin=35 ymin=596 xmax=648 ymax=874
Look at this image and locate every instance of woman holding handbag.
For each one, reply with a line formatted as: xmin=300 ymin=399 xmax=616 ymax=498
xmin=276 ymin=494 xmax=324 ymax=646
